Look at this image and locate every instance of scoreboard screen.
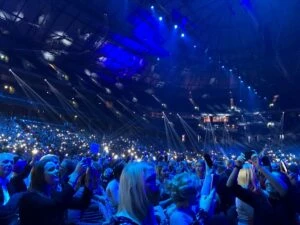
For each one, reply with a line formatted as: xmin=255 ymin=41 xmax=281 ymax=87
xmin=203 ymin=115 xmax=229 ymax=123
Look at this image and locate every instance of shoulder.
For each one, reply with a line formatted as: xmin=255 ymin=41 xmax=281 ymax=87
xmin=107 ymin=179 xmax=119 ymax=190
xmin=21 ymin=191 xmax=40 ymax=201
xmin=170 ymin=209 xmax=193 ymax=225
xmin=20 ymin=191 xmax=53 ymax=207
xmin=109 ymin=216 xmax=139 ymax=225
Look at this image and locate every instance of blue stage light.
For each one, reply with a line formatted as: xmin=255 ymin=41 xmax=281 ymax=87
xmin=174 ymin=24 xmax=178 ymax=29
xmin=159 ymin=17 xmax=163 ymax=21
xmin=181 ymin=33 xmax=185 ymax=37
xmin=151 ymin=5 xmax=154 ymax=10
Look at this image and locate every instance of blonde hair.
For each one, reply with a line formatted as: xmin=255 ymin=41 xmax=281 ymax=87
xmin=171 ymin=172 xmax=199 ymax=204
xmin=237 ymin=163 xmax=258 ymax=191
xmin=118 ymin=162 xmax=156 ymax=224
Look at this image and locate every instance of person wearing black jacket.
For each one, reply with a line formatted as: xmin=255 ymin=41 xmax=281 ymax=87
xmin=8 ymin=155 xmax=39 ymax=195
xmin=19 ymin=157 xmax=92 ymax=225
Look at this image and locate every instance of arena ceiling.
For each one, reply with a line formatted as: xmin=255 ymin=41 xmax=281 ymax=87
xmin=0 ymin=0 xmax=299 ymax=130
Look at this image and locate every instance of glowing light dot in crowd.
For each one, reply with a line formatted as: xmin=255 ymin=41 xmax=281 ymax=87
xmin=32 ymin=149 xmax=39 ymax=155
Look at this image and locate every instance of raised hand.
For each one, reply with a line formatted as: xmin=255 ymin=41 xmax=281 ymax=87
xmin=235 ymin=153 xmax=246 ymax=167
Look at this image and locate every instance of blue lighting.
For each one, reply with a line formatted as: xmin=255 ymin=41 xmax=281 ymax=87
xmin=181 ymin=33 xmax=185 ymax=38
xmin=221 ymin=65 xmax=225 ymax=69
xmin=248 ymin=86 xmax=251 ymax=89
xmin=99 ymin=42 xmax=145 ymax=76
xmin=157 ymin=57 xmax=160 ymax=61
xmin=159 ymin=16 xmax=163 ymax=21
xmin=131 ymin=11 xmax=169 ymax=57
xmin=174 ymin=24 xmax=178 ymax=29
xmin=193 ymin=45 xmax=197 ymax=48
xmin=229 ymin=69 xmax=233 ymax=72
xmin=151 ymin=5 xmax=154 ymax=10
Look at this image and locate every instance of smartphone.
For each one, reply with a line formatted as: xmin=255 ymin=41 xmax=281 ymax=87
xmin=281 ymin=161 xmax=288 ymax=173
xmin=204 ymin=153 xmax=213 ymax=168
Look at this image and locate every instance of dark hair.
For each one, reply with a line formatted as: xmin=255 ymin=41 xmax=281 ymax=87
xmin=113 ymin=160 xmax=126 ymax=180
xmin=60 ymin=159 xmax=76 ymax=183
xmin=30 ymin=158 xmax=54 ymax=192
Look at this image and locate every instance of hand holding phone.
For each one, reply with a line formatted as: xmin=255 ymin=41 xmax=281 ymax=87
xmin=204 ymin=153 xmax=213 ymax=168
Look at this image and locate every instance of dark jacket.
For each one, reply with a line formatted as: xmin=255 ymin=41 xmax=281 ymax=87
xmin=19 ymin=183 xmax=92 ymax=225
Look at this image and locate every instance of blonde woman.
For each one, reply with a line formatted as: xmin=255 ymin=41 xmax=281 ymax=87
xmin=236 ymin=162 xmax=258 ymax=225
xmin=111 ymin=162 xmax=159 ymax=225
xmin=227 ymin=153 xmax=296 ymax=225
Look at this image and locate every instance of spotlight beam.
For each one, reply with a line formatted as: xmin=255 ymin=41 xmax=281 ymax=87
xmin=10 ymin=69 xmax=62 ymax=120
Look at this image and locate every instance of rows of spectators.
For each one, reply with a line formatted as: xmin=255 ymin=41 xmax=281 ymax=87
xmin=0 ymin=116 xmax=299 ymax=225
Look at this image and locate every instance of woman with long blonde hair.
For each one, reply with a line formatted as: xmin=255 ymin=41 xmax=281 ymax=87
xmin=111 ymin=162 xmax=159 ymax=225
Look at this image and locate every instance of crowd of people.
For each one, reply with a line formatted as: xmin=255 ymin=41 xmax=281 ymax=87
xmin=0 ymin=116 xmax=299 ymax=225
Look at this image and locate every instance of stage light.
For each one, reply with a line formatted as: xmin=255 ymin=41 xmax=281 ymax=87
xmin=181 ymin=33 xmax=185 ymax=37
xmin=193 ymin=45 xmax=197 ymax=48
xmin=42 ymin=51 xmax=55 ymax=62
xmin=151 ymin=5 xmax=154 ymax=10
xmin=8 ymin=86 xmax=15 ymax=94
xmin=157 ymin=57 xmax=160 ymax=61
xmin=132 ymin=97 xmax=138 ymax=102
xmin=174 ymin=24 xmax=178 ymax=29
xmin=248 ymin=86 xmax=251 ymax=89
xmin=0 ymin=52 xmax=9 ymax=62
xmin=159 ymin=16 xmax=163 ymax=21
xmin=221 ymin=65 xmax=225 ymax=69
